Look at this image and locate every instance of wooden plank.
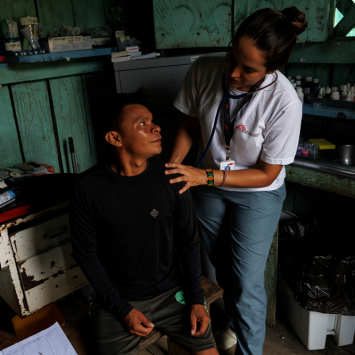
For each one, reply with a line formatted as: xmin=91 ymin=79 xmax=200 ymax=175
xmin=0 ymin=0 xmax=36 ymax=25
xmin=289 ymin=40 xmax=355 ymax=63
xmin=72 ymin=0 xmax=106 ymax=29
xmin=103 ymin=0 xmax=112 ymax=20
xmin=11 ymin=81 xmax=60 ymax=172
xmin=337 ymin=0 xmax=354 ymax=15
xmin=0 ymin=57 xmax=112 ymax=85
xmin=6 ymin=48 xmax=116 ymax=63
xmin=154 ymin=0 xmax=232 ymax=49
xmin=333 ymin=2 xmax=355 ymax=37
xmin=286 ymin=164 xmax=355 ymax=198
xmin=0 ymin=85 xmax=23 ymax=169
xmin=49 ymin=76 xmax=93 ymax=173
xmin=265 ymin=227 xmax=278 ymax=328
xmin=36 ymin=0 xmax=74 ymax=37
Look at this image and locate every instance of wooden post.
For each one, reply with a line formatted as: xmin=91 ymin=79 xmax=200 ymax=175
xmin=264 ymin=226 xmax=278 ymax=328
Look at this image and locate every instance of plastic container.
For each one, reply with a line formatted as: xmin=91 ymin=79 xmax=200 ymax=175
xmin=311 ymin=78 xmax=320 ymax=96
xmin=12 ymin=303 xmax=65 ymax=341
xmin=331 ymin=91 xmax=340 ymax=100
xmin=302 ymin=77 xmax=312 ymax=95
xmin=278 ymin=273 xmax=355 ymax=350
xmin=296 ymin=87 xmax=304 ymax=105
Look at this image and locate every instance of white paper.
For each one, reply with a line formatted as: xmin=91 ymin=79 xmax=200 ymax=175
xmin=131 ymin=52 xmax=157 ymax=60
xmin=1 ymin=323 xmax=77 ymax=355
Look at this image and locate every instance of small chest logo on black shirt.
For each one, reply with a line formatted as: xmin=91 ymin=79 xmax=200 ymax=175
xmin=150 ymin=209 xmax=159 ymax=218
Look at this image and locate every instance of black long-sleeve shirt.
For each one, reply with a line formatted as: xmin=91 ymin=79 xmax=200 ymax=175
xmin=69 ymin=158 xmax=204 ymax=319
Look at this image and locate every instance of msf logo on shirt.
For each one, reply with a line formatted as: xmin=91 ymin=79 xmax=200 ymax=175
xmin=236 ymin=123 xmax=260 ymax=138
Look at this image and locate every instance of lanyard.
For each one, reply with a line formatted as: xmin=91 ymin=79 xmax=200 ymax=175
xmin=223 ymin=77 xmax=265 ymax=159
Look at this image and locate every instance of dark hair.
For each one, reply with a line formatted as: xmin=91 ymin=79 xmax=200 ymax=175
xmin=92 ymin=87 xmax=155 ymax=140
xmin=234 ymin=7 xmax=308 ymax=71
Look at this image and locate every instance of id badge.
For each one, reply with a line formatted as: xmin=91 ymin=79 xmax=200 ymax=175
xmin=220 ymin=160 xmax=235 ymax=171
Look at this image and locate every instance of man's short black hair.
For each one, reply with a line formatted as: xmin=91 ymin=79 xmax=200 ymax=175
xmin=92 ymin=88 xmax=155 ymax=142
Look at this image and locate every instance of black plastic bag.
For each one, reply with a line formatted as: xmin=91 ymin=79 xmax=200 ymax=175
xmin=279 ymin=215 xmax=355 ymax=315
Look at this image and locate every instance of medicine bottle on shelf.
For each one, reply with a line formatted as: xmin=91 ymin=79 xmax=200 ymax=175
xmin=311 ymin=78 xmax=320 ymax=96
xmin=302 ymin=77 xmax=312 ymax=95
xmin=331 ymin=91 xmax=340 ymax=100
xmin=296 ymin=87 xmax=304 ymax=105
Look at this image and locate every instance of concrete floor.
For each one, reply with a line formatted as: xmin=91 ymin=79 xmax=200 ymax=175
xmin=1 ymin=294 xmax=354 ymax=354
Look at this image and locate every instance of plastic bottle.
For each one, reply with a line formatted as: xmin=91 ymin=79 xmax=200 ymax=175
xmin=325 ymin=87 xmax=332 ymax=99
xmin=311 ymin=78 xmax=320 ymax=96
xmin=302 ymin=77 xmax=312 ymax=95
xmin=296 ymin=87 xmax=304 ymax=105
xmin=296 ymin=75 xmax=302 ymax=83
xmin=318 ymin=87 xmax=324 ymax=99
xmin=296 ymin=80 xmax=302 ymax=88
xmin=346 ymin=92 xmax=353 ymax=101
xmin=331 ymin=91 xmax=340 ymax=100
xmin=347 ymin=83 xmax=351 ymax=92
xmin=341 ymin=87 xmax=348 ymax=101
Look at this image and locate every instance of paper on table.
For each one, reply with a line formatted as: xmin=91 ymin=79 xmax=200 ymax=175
xmin=1 ymin=322 xmax=77 ymax=355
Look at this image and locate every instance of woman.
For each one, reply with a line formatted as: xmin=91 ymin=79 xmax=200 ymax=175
xmin=165 ymin=7 xmax=307 ymax=355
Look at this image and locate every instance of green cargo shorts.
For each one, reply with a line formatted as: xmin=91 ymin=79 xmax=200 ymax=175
xmin=91 ymin=285 xmax=216 ymax=355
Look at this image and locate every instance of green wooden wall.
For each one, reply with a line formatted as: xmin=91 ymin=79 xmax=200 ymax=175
xmin=0 ymin=0 xmax=116 ymax=173
xmin=153 ymin=0 xmax=336 ymax=49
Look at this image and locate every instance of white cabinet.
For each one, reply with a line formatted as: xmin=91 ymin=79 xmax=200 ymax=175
xmin=0 ymin=203 xmax=88 ymax=316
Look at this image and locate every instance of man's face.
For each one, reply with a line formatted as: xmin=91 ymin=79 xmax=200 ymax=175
xmin=116 ymin=104 xmax=162 ymax=159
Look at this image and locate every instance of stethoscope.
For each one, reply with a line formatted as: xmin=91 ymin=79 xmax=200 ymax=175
xmin=193 ymin=41 xmax=278 ymax=167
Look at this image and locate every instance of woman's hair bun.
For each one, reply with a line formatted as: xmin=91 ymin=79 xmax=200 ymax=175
xmin=281 ymin=6 xmax=308 ymax=36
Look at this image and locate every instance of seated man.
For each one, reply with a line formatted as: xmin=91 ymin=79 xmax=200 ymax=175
xmin=69 ymin=89 xmax=218 ymax=355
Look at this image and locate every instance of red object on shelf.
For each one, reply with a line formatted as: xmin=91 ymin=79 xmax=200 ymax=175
xmin=0 ymin=204 xmax=32 ymax=224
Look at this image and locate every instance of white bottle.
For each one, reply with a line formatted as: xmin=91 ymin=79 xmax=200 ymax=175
xmin=325 ymin=87 xmax=332 ymax=99
xmin=346 ymin=92 xmax=353 ymax=101
xmin=296 ymin=75 xmax=302 ymax=81
xmin=351 ymin=87 xmax=355 ymax=101
xmin=331 ymin=91 xmax=340 ymax=100
xmin=302 ymin=77 xmax=312 ymax=95
xmin=296 ymin=80 xmax=302 ymax=87
xmin=341 ymin=87 xmax=348 ymax=100
xmin=347 ymin=83 xmax=351 ymax=92
xmin=318 ymin=87 xmax=324 ymax=99
xmin=297 ymin=87 xmax=304 ymax=105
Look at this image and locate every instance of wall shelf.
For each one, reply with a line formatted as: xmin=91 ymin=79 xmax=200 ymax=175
xmin=303 ymin=103 xmax=355 ymax=119
xmin=5 ymin=47 xmax=116 ymax=64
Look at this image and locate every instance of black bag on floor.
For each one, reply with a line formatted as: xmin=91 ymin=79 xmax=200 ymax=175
xmin=279 ymin=214 xmax=355 ymax=315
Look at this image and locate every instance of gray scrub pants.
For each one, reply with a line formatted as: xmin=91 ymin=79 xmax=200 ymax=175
xmin=191 ymin=184 xmax=286 ymax=355
xmin=91 ymin=285 xmax=216 ymax=355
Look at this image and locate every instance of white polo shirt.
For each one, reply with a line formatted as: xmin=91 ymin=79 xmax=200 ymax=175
xmin=173 ymin=54 xmax=302 ymax=192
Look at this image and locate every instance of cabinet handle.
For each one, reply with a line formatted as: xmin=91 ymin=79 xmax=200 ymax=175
xmin=43 ymin=226 xmax=69 ymax=240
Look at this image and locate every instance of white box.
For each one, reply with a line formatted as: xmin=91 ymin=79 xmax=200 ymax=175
xmin=278 ymin=272 xmax=355 ymax=350
xmin=44 ymin=36 xmax=92 ymax=53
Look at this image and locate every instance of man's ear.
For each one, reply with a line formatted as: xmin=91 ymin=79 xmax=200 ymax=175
xmin=105 ymin=131 xmax=122 ymax=148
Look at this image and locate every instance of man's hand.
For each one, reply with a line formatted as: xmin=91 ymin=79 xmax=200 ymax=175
xmin=190 ymin=304 xmax=210 ymax=336
xmin=123 ymin=308 xmax=154 ymax=337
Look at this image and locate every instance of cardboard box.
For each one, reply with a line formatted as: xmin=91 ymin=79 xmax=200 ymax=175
xmin=44 ymin=36 xmax=92 ymax=53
